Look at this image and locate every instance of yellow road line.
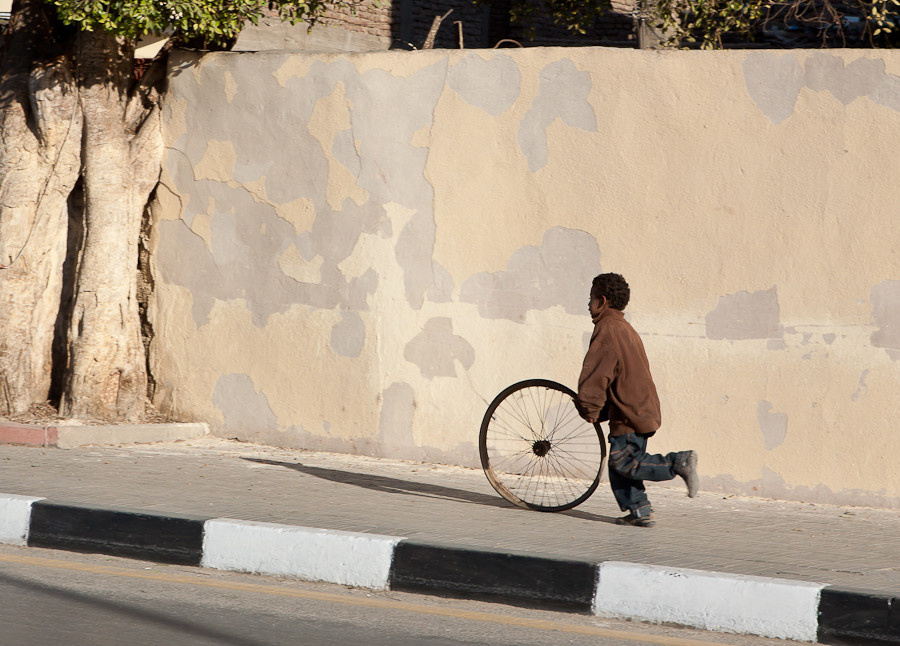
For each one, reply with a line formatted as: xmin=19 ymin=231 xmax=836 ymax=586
xmin=0 ymin=552 xmax=728 ymax=646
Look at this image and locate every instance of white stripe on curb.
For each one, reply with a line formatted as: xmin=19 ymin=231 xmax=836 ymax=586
xmin=0 ymin=494 xmax=45 ymax=546
xmin=201 ymin=518 xmax=403 ymax=590
xmin=593 ymin=562 xmax=824 ymax=642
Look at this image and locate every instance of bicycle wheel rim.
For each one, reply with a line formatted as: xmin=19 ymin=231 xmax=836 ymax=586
xmin=479 ymin=379 xmax=606 ymax=512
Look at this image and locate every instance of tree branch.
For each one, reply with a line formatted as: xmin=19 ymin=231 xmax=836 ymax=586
xmin=125 ymin=40 xmax=172 ymax=135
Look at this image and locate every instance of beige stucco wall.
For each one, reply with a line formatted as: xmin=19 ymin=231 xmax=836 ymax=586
xmin=150 ymin=47 xmax=900 ymax=508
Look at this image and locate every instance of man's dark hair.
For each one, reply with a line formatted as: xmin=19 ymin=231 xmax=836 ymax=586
xmin=591 ymin=273 xmax=630 ymax=310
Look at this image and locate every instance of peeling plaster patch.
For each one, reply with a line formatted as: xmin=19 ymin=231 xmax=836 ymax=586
xmin=275 ymin=198 xmax=317 ymax=235
xmin=223 ymin=71 xmax=238 ymax=103
xmin=823 ymin=333 xmax=837 ymax=345
xmin=872 ymin=74 xmax=900 ymax=112
xmin=410 ymin=125 xmax=431 ymax=148
xmin=757 ymin=401 xmax=787 ymax=451
xmin=308 ymin=83 xmax=368 ymax=209
xmin=518 ymin=59 xmax=598 ymax=172
xmin=378 ymin=382 xmax=415 ymax=450
xmin=164 ymin=55 xmax=447 ymax=314
xmin=330 ymin=311 xmax=366 ymax=358
xmin=852 ymin=370 xmax=869 ymax=402
xmin=233 ymin=160 xmax=273 ymax=186
xmin=767 ymin=339 xmax=787 ymax=351
xmin=805 ymin=55 xmax=885 ymax=105
xmin=706 ymin=470 xmax=900 ymax=509
xmin=161 ymin=177 xmax=384 ymax=325
xmin=341 ymin=61 xmax=446 ymax=308
xmin=348 ymin=268 xmax=379 ymax=312
xmin=278 ymin=244 xmax=323 ymax=284
xmin=460 ymin=227 xmax=600 ymax=322
xmin=190 ymin=211 xmax=213 ymax=247
xmin=308 ymin=200 xmax=386 ymax=269
xmin=447 ymin=53 xmax=520 ymax=116
xmin=295 ymin=233 xmax=316 ymax=261
xmin=871 ymin=280 xmax=900 ymax=357
xmin=213 ymin=373 xmax=278 ymax=435
xmin=194 ymin=140 xmax=236 ymax=182
xmin=426 ymin=262 xmax=454 ymax=303
xmin=706 ymin=288 xmax=783 ymax=341
xmin=404 ymin=318 xmax=475 ymax=379
xmin=745 ymin=52 xmax=900 ymax=123
xmin=309 ymin=81 xmax=352 ymax=135
xmin=156 ymin=219 xmax=222 ymax=326
xmin=333 ymin=129 xmax=361 ymax=176
xmin=743 ymin=53 xmax=804 ymax=125
xmin=395 ymin=212 xmax=437 ymax=310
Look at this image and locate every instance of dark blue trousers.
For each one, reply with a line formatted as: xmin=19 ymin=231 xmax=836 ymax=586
xmin=608 ymin=432 xmax=679 ymax=518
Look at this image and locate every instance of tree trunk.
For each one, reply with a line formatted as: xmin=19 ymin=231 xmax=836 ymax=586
xmin=59 ymin=31 xmax=163 ymax=421
xmin=0 ymin=0 xmax=82 ymax=415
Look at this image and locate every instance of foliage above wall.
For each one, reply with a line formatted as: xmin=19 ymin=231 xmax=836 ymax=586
xmin=478 ymin=0 xmax=900 ymax=48
xmin=49 ymin=0 xmax=368 ymax=47
xmin=654 ymin=0 xmax=900 ymax=48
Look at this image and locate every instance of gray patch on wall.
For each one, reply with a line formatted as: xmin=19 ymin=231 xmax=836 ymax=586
xmin=518 ymin=59 xmax=598 ymax=172
xmin=426 ymin=262 xmax=454 ymax=303
xmin=213 ymin=373 xmax=278 ymax=435
xmin=332 ymin=128 xmax=361 ymax=176
xmin=156 ymin=219 xmax=224 ymax=326
xmin=805 ymin=56 xmax=885 ymax=105
xmin=330 ymin=311 xmax=366 ymax=358
xmin=156 ymin=190 xmax=382 ymax=327
xmin=404 ymin=317 xmax=475 ymax=379
xmin=757 ymin=401 xmax=787 ymax=451
xmin=447 ymin=53 xmax=521 ymax=116
xmin=378 ymin=382 xmax=415 ymax=450
xmin=744 ymin=52 xmax=900 ymax=124
xmin=870 ymin=279 xmax=900 ymax=359
xmin=706 ymin=287 xmax=783 ymax=341
xmin=460 ymin=227 xmax=600 ymax=322
xmin=160 ymin=53 xmax=446 ymax=321
xmin=743 ymin=53 xmax=805 ymax=125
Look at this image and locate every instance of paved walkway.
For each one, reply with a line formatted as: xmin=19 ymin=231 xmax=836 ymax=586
xmin=1 ymin=436 xmax=897 ymax=596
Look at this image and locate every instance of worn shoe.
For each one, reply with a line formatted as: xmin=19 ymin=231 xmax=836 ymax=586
xmin=674 ymin=450 xmax=699 ymax=498
xmin=615 ymin=512 xmax=655 ymax=528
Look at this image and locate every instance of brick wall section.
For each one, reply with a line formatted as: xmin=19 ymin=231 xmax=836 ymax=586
xmin=320 ymin=3 xmax=394 ymax=42
xmin=260 ymin=4 xmax=393 ymax=45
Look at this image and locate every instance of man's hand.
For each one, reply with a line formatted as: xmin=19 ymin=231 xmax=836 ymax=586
xmin=574 ymin=399 xmax=596 ymax=423
xmin=575 ymin=399 xmax=609 ymax=425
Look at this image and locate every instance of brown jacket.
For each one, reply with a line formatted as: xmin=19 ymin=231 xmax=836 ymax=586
xmin=576 ymin=308 xmax=661 ymax=436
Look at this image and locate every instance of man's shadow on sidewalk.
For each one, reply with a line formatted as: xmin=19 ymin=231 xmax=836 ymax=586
xmin=241 ymin=457 xmax=618 ymax=524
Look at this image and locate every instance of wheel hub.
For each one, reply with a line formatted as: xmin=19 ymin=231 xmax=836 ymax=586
xmin=532 ymin=439 xmax=551 ymax=457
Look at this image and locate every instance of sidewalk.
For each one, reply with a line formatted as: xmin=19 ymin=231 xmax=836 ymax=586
xmin=1 ymin=435 xmax=898 ymax=644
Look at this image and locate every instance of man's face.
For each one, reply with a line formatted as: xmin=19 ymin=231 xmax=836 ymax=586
xmin=589 ymin=295 xmax=605 ymax=318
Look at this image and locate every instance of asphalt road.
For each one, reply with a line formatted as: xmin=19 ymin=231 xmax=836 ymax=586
xmin=0 ymin=544 xmax=822 ymax=646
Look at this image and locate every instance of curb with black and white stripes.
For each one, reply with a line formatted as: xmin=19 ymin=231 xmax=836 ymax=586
xmin=1 ymin=493 xmax=895 ymax=644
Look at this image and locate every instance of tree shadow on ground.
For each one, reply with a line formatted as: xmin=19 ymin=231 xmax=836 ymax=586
xmin=241 ymin=457 xmax=618 ymax=524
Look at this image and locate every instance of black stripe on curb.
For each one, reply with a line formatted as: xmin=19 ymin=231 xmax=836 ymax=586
xmin=389 ymin=540 xmax=598 ymax=611
xmin=28 ymin=501 xmax=207 ymax=566
xmin=818 ymin=587 xmax=900 ymax=645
